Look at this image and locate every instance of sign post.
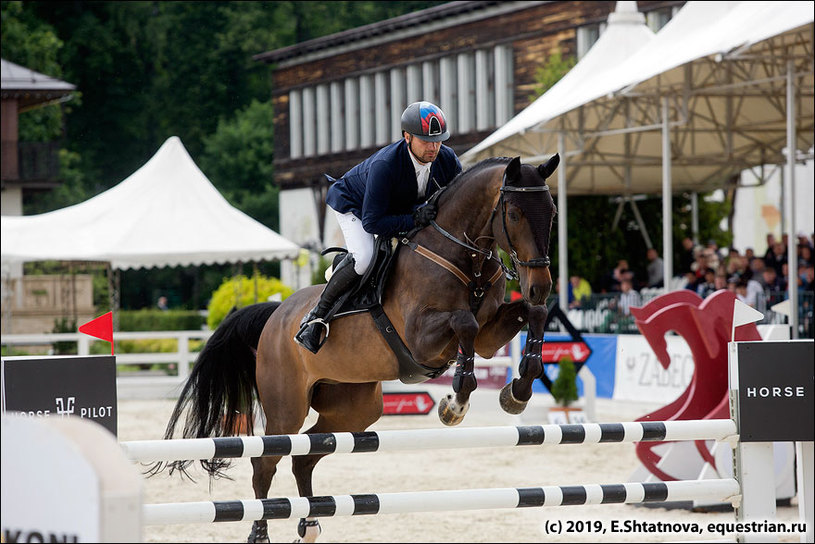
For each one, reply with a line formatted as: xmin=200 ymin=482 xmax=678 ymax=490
xmin=729 ymin=340 xmax=814 ymax=543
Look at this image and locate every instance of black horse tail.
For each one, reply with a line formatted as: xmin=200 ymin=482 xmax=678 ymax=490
xmin=146 ymin=301 xmax=281 ymax=479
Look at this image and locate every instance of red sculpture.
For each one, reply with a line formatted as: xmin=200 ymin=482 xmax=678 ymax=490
xmin=630 ymin=289 xmax=761 ymax=481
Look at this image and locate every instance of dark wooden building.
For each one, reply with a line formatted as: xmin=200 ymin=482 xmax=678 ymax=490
xmin=253 ymin=0 xmax=683 ymax=286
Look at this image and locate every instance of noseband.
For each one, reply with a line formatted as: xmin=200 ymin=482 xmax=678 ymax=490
xmin=498 ymin=177 xmax=552 ymax=270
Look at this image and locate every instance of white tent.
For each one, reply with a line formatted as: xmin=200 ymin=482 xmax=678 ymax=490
xmin=462 ymin=0 xmax=814 ymax=314
xmin=1 ymin=136 xmax=300 ymax=270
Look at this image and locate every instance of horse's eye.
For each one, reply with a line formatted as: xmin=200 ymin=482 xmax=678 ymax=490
xmin=507 ymin=210 xmax=520 ymax=223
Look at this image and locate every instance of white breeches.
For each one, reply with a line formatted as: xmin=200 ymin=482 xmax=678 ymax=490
xmin=333 ymin=209 xmax=375 ymax=275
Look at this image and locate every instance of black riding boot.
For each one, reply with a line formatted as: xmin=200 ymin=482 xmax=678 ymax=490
xmin=294 ymin=254 xmax=360 ymax=354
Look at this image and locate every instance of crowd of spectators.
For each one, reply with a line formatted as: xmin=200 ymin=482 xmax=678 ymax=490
xmin=677 ymin=231 xmax=815 ymax=308
xmin=556 ymin=231 xmax=814 ymax=334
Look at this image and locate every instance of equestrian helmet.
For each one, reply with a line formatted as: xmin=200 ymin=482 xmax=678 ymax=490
xmin=401 ymin=101 xmax=450 ymax=142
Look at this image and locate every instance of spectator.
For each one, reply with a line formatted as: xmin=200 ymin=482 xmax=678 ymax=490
xmin=762 ymin=233 xmax=777 ymax=262
xmin=568 ymin=275 xmax=592 ymax=309
xmin=678 ymin=237 xmax=696 ymax=275
xmin=713 ymin=273 xmax=728 ymax=292
xmin=646 ymin=248 xmax=664 ymax=288
xmin=157 ymin=296 xmax=169 ymax=311
xmin=601 ymin=259 xmax=631 ymax=293
xmin=765 ymin=241 xmax=787 ymax=277
xmin=798 ymin=244 xmax=812 ymax=268
xmin=760 ymin=267 xmax=783 ymax=292
xmin=618 ymin=278 xmax=642 ymax=315
xmin=801 ymin=264 xmax=815 ymax=291
xmin=683 ymin=271 xmax=700 ymax=293
xmin=734 ymin=279 xmax=751 ymax=306
xmin=697 ymin=268 xmax=717 ymax=298
xmin=742 ymin=275 xmax=765 ymax=309
xmin=744 ymin=247 xmax=756 ymax=266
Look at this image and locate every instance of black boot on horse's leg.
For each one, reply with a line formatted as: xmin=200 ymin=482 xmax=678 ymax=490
xmin=438 ymin=348 xmax=478 ymax=426
xmin=499 ymin=335 xmax=543 ymax=414
xmin=294 ymin=254 xmax=360 ymax=354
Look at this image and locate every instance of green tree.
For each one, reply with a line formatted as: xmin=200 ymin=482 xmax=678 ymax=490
xmin=529 ymin=48 xmax=576 ymax=100
xmin=200 ymin=99 xmax=279 ymax=230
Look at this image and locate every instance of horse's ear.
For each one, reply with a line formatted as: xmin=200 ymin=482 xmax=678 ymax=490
xmin=537 ymin=153 xmax=560 ymax=180
xmin=505 ymin=156 xmax=522 ymax=183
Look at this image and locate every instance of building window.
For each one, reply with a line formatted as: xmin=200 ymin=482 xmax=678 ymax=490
xmin=646 ymin=7 xmax=675 ymax=33
xmin=288 ymin=46 xmax=515 ymax=158
xmin=577 ymin=23 xmax=605 ymax=59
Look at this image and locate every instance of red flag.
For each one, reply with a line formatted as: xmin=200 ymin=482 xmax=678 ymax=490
xmin=79 ymin=311 xmax=114 ymax=355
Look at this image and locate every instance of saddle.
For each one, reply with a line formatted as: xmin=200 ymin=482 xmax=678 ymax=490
xmin=319 ymin=236 xmax=452 ymax=384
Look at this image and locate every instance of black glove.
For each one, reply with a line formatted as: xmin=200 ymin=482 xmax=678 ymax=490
xmin=413 ymin=202 xmax=437 ymax=228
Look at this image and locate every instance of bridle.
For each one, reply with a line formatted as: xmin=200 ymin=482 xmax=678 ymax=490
xmin=402 ymin=168 xmax=553 ymax=298
xmin=497 ymin=175 xmax=553 ymax=274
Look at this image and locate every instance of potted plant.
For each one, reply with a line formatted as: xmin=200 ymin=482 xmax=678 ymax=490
xmin=548 ymin=355 xmax=584 ymax=423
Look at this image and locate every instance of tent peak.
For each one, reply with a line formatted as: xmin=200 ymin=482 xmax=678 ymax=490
xmin=608 ymin=1 xmax=646 ymax=25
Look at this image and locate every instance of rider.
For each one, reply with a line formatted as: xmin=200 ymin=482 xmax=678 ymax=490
xmin=294 ymin=101 xmax=463 ymax=353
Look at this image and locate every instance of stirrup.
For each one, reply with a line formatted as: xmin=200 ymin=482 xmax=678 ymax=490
xmin=293 ymin=318 xmax=330 ymax=353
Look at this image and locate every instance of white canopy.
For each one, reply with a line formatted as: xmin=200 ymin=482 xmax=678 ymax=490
xmin=1 ymin=136 xmax=300 ymax=270
xmin=463 ymin=1 xmax=656 ymax=172
xmin=462 ymin=0 xmax=814 ymax=195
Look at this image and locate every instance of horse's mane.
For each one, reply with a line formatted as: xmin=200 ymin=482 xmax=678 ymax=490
xmin=439 ymin=156 xmax=512 ymax=204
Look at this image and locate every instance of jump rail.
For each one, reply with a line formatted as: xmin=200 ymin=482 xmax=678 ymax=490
xmin=143 ymin=479 xmax=741 ymax=525
xmin=121 ymin=419 xmax=737 ymax=463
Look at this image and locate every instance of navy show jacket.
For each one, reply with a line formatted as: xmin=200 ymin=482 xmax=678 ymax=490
xmin=325 ymin=139 xmax=462 ymax=238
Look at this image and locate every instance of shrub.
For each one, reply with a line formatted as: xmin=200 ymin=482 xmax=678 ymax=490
xmin=551 ymin=355 xmax=579 ymax=407
xmin=207 ymin=274 xmax=294 ymax=329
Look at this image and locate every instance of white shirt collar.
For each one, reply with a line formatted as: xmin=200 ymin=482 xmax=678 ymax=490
xmin=408 ymin=151 xmax=432 ymax=197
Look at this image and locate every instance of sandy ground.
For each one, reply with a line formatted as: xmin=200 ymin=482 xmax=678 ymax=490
xmin=119 ymin=387 xmax=805 ymax=543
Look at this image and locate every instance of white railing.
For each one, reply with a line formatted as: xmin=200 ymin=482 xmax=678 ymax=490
xmin=0 ymin=330 xmax=596 ymax=415
xmin=1 ymin=330 xmax=214 ymax=399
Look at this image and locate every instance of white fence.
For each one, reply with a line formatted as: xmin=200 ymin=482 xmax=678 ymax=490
xmin=1 ymin=331 xmax=213 ymax=399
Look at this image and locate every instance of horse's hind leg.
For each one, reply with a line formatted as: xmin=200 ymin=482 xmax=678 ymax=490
xmin=291 ymin=381 xmax=384 ymax=543
xmin=247 ymin=455 xmax=282 ymax=543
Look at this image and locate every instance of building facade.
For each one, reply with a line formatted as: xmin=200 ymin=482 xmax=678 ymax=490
xmin=254 ymin=1 xmax=682 ymax=288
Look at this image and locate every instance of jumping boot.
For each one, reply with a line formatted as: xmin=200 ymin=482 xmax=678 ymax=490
xmin=294 ymin=254 xmax=360 ymax=354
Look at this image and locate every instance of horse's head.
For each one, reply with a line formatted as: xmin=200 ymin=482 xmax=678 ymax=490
xmin=494 ymin=155 xmax=558 ymax=306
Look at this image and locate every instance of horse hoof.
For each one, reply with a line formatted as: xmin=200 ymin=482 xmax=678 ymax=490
xmin=499 ymin=382 xmax=527 ymax=415
xmin=438 ymin=394 xmax=468 ymax=426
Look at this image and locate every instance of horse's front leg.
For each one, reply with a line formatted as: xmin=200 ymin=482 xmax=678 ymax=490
xmin=437 ymin=310 xmax=480 ymax=426
xmin=498 ymin=304 xmax=548 ymax=415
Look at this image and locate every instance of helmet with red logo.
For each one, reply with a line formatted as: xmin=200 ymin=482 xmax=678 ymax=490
xmin=400 ymin=101 xmax=450 ymax=142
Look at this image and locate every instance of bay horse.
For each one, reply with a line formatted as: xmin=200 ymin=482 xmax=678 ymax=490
xmin=152 ymin=155 xmax=559 ymax=542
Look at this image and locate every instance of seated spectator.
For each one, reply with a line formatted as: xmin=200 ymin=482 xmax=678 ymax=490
xmin=568 ymin=275 xmax=592 ymax=309
xmin=797 ymin=231 xmax=814 ymax=252
xmin=697 ymin=268 xmax=717 ymax=298
xmin=601 ymin=259 xmax=631 ymax=293
xmin=765 ymin=241 xmax=787 ymax=276
xmin=683 ymin=271 xmax=700 ymax=293
xmin=760 ymin=267 xmax=782 ymax=292
xmin=646 ymin=248 xmax=664 ymax=288
xmin=734 ymin=279 xmax=751 ymax=306
xmin=801 ymin=264 xmax=814 ymax=291
xmin=713 ymin=273 xmax=728 ymax=292
xmin=743 ymin=275 xmax=764 ymax=309
xmin=744 ymin=247 xmax=756 ymax=266
xmin=799 ymin=245 xmax=812 ymax=268
xmin=618 ymin=278 xmax=642 ymax=316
